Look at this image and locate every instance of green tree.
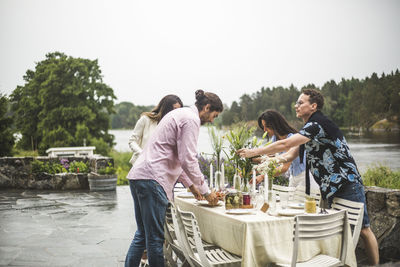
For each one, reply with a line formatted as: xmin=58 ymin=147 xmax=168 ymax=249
xmin=10 ymin=52 xmax=116 ymax=155
xmin=218 ymin=69 xmax=400 ymax=131
xmin=110 ymin=102 xmax=153 ymax=129
xmin=0 ymin=94 xmax=15 ymax=156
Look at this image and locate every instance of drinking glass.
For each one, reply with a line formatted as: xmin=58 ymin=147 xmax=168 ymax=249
xmin=269 ymin=191 xmax=276 ymax=212
xmin=255 ymin=186 xmax=265 ymax=209
xmin=280 ymin=192 xmax=289 ymax=209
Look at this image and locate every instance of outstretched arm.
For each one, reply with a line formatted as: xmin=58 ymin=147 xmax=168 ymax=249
xmin=237 ymin=133 xmax=309 ymax=159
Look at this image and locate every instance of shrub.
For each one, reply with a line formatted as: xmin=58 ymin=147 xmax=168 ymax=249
xmin=13 ymin=149 xmax=39 ymax=157
xmin=31 ymin=160 xmax=45 ymax=173
xmin=110 ymin=150 xmax=131 ymax=185
xmin=98 ymin=162 xmax=116 ymax=175
xmin=69 ymin=161 xmax=89 ymax=173
xmin=363 ymin=165 xmax=400 ymax=189
xmin=31 ymin=160 xmax=66 ymax=174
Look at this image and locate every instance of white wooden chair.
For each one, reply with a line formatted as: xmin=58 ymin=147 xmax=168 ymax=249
xmin=293 ymin=185 xmax=322 ymax=207
xmin=169 ymin=203 xmax=221 ymax=267
xmin=165 ymin=202 xmax=193 ymax=267
xmin=331 ymin=197 xmax=364 ymax=247
xmin=276 ymin=209 xmax=349 ymax=267
xmin=175 ymin=206 xmax=242 ymax=267
xmin=272 ymin=184 xmax=296 ymax=203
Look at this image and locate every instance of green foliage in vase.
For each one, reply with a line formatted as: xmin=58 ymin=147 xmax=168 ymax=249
xmin=224 ymin=124 xmax=262 ymax=181
xmin=208 ymin=126 xmax=224 ymax=171
xmin=273 ymin=175 xmax=289 ymax=186
xmin=10 ymin=52 xmax=116 ymax=155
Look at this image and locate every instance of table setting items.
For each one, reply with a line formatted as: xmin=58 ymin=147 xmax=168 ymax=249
xmin=319 ymin=198 xmax=329 ymax=214
xmin=176 ymin=191 xmax=195 ymax=198
xmin=305 ymin=195 xmax=318 ymax=214
xmin=196 ymin=200 xmax=224 ymax=207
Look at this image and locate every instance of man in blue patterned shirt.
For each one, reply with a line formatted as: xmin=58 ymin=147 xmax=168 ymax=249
xmin=237 ymin=88 xmax=379 ymax=265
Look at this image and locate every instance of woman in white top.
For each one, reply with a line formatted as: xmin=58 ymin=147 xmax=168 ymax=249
xmin=129 ymin=94 xmax=183 ymax=165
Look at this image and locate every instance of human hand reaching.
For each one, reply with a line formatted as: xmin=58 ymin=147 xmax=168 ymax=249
xmin=205 ymin=190 xmax=218 ymax=206
xmin=189 ymin=185 xmax=203 ymax=200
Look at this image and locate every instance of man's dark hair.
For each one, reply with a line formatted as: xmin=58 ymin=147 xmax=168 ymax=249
xmin=195 ymin=90 xmax=223 ymax=112
xmin=302 ymin=88 xmax=324 ymax=110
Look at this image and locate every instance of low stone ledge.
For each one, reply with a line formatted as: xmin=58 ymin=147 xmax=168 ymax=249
xmin=0 ymin=156 xmax=112 ymax=190
xmin=364 ymin=186 xmax=400 ymax=263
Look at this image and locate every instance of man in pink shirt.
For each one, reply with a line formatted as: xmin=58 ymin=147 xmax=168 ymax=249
xmin=125 ymin=90 xmax=223 ymax=267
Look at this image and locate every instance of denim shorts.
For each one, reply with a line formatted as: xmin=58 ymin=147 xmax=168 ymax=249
xmin=329 ymin=182 xmax=370 ymax=228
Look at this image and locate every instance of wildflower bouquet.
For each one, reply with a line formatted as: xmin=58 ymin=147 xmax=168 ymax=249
xmin=253 ymin=155 xmax=286 ymax=189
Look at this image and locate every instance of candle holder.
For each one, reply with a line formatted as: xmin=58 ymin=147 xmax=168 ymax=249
xmin=214 ymin=171 xmax=223 ymax=191
xmin=233 ymin=173 xmax=241 ymax=191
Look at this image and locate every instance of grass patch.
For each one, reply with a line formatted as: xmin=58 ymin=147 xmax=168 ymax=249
xmin=110 ymin=150 xmax=131 ymax=185
xmin=363 ymin=165 xmax=400 ymax=189
xmin=11 ymin=149 xmax=39 ymax=157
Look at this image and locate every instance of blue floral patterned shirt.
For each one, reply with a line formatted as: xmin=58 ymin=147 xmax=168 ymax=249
xmin=299 ymin=121 xmax=362 ymax=199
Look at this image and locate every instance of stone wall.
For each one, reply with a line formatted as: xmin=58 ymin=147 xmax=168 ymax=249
xmin=0 ymin=156 xmax=113 ymax=190
xmin=363 ymin=186 xmax=400 ymax=263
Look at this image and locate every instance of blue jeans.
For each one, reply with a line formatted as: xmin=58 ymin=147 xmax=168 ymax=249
xmin=125 ymin=179 xmax=169 ymax=267
xmin=328 ymin=182 xmax=370 ymax=227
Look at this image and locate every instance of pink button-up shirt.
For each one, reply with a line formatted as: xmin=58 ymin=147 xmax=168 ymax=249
xmin=127 ymin=105 xmax=209 ymax=201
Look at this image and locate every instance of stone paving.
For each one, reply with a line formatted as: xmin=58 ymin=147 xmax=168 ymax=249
xmin=0 ymin=186 xmax=135 ymax=267
xmin=1 ymin=186 xmax=399 ymax=267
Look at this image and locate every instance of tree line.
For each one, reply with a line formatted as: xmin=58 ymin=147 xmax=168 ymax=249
xmin=110 ymin=102 xmax=153 ymax=129
xmin=111 ymin=70 xmax=400 ymax=131
xmin=1 ymin=51 xmax=399 ymax=156
xmin=219 ymin=70 xmax=400 ymax=130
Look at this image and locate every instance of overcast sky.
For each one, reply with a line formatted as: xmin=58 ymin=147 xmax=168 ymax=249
xmin=1 ymin=0 xmax=399 ymax=107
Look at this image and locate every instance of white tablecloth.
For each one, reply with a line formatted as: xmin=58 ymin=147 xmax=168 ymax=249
xmin=175 ymin=197 xmax=356 ymax=267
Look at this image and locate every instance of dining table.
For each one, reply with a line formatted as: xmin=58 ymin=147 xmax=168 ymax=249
xmin=174 ymin=192 xmax=357 ymax=267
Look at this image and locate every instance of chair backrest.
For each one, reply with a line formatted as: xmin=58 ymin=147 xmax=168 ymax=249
xmin=176 ymin=206 xmax=211 ymax=267
xmin=331 ymin=197 xmax=364 ymax=247
xmin=291 ymin=209 xmax=348 ymax=267
xmin=167 ymin=202 xmax=195 ymax=267
xmin=165 ymin=203 xmax=176 ymax=243
xmin=293 ymin=185 xmax=322 ymax=206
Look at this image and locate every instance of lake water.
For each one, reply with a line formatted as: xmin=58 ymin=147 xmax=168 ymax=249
xmin=110 ymin=128 xmax=400 ymax=174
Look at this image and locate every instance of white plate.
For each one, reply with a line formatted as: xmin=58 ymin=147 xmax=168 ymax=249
xmin=277 ymin=208 xmax=304 ymax=216
xmin=196 ymin=200 xmax=223 ymax=207
xmin=288 ymin=203 xmax=305 ymax=209
xmin=267 ymin=209 xmax=278 ymax=216
xmin=176 ymin=192 xmax=194 ymax=198
xmin=225 ymin=208 xmax=256 ymax=215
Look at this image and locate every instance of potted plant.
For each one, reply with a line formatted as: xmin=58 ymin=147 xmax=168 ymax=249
xmin=88 ymin=162 xmax=118 ymax=191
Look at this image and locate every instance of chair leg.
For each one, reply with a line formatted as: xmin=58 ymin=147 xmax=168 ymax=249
xmin=139 ymin=259 xmax=149 ymax=267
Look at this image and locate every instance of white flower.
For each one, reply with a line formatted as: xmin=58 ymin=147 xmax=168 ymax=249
xmin=254 ymin=156 xmax=281 ymax=176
